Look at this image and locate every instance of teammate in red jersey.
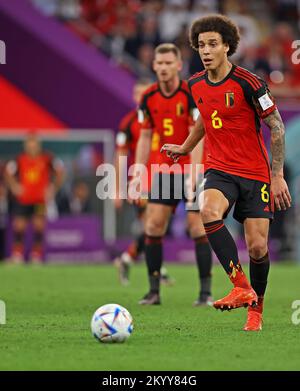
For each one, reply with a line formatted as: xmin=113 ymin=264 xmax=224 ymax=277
xmin=114 ymin=79 xmax=174 ymax=286
xmin=5 ymin=133 xmax=64 ymax=263
xmin=129 ymin=43 xmax=212 ymax=306
xmin=161 ymin=15 xmax=291 ymax=330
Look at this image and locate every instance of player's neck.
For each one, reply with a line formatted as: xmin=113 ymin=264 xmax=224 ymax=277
xmin=207 ymin=61 xmax=232 ymax=83
xmin=159 ymin=77 xmax=180 ymax=97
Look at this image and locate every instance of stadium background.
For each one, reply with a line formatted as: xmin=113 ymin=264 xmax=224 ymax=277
xmin=0 ymin=0 xmax=299 ymax=373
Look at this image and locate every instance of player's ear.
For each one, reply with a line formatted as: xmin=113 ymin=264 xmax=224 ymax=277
xmin=224 ymin=43 xmax=229 ymax=54
xmin=177 ymin=60 xmax=183 ymax=72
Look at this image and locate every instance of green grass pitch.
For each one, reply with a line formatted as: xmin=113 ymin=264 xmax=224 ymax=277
xmin=0 ymin=262 xmax=300 ymax=371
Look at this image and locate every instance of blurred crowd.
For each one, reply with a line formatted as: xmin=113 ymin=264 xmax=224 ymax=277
xmin=31 ymin=0 xmax=300 ymax=97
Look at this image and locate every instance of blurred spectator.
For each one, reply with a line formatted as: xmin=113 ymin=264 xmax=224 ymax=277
xmin=136 ymin=43 xmax=156 ymax=78
xmin=31 ymin=0 xmax=60 ymax=16
xmin=125 ymin=13 xmax=161 ymax=58
xmin=226 ymin=3 xmax=260 ymax=62
xmin=188 ymin=0 xmax=219 ymax=26
xmin=40 ymin=0 xmax=300 ymax=97
xmin=270 ymin=164 xmax=294 ymax=259
xmin=81 ymin=0 xmax=140 ymax=35
xmin=73 ymin=144 xmax=102 ymax=177
xmin=69 ymin=180 xmax=92 ymax=214
xmin=56 ymin=180 xmax=92 ymax=215
xmin=158 ymin=0 xmax=190 ymax=41
xmin=261 ymin=22 xmax=299 ymax=90
xmin=269 ymin=0 xmax=300 ymax=30
xmin=32 ymin=0 xmax=80 ymax=19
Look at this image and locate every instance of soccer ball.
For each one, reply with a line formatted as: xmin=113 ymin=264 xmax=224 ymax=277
xmin=91 ymin=303 xmax=133 ymax=343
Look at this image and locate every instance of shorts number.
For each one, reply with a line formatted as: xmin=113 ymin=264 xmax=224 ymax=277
xmin=163 ymin=118 xmax=174 ymax=136
xmin=151 ymin=132 xmax=160 ymax=151
xmin=261 ymin=184 xmax=269 ymax=203
xmin=211 ymin=110 xmax=223 ymax=129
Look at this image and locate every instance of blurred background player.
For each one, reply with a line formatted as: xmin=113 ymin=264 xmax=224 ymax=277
xmin=5 ymin=133 xmax=65 ymax=264
xmin=129 ymin=43 xmax=212 ymax=306
xmin=113 ymin=79 xmax=174 ymax=286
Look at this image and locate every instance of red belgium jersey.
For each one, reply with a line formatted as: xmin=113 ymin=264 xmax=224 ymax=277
xmin=116 ymin=109 xmax=160 ymax=192
xmin=138 ymin=80 xmax=196 ymax=173
xmin=189 ymin=65 xmax=276 ymax=183
xmin=116 ymin=109 xmax=140 ymax=167
xmin=15 ymin=152 xmax=54 ymax=205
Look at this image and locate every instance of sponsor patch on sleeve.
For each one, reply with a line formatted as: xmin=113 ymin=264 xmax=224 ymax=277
xmin=137 ymin=109 xmax=144 ymax=124
xmin=258 ymin=93 xmax=274 ymax=111
xmin=116 ymin=132 xmax=127 ymax=147
xmin=192 ymin=108 xmax=200 ymax=121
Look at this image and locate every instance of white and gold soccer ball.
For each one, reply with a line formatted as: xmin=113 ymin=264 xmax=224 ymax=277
xmin=91 ymin=303 xmax=133 ymax=343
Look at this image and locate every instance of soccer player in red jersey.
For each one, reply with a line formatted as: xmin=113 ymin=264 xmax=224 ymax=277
xmin=6 ymin=133 xmax=64 ymax=263
xmin=161 ymin=15 xmax=292 ymax=330
xmin=129 ymin=43 xmax=212 ymax=306
xmin=114 ymin=79 xmax=174 ymax=286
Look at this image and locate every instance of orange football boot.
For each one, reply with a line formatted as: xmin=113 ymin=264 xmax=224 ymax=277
xmin=213 ymin=287 xmax=258 ymax=311
xmin=243 ymin=310 xmax=263 ymax=331
xmin=243 ymin=298 xmax=263 ymax=331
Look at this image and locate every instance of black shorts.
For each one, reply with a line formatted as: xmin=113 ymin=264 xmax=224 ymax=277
xmin=204 ymin=169 xmax=274 ymax=223
xmin=12 ymin=201 xmax=46 ymax=218
xmin=148 ymin=173 xmax=199 ymax=211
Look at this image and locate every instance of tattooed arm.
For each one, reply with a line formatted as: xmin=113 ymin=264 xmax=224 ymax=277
xmin=263 ymin=109 xmax=292 ymax=210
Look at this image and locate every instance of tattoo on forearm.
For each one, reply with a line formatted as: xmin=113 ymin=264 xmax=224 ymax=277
xmin=263 ymin=109 xmax=285 ymax=176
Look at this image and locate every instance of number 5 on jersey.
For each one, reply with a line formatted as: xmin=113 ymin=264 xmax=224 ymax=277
xmin=163 ymin=118 xmax=174 ymax=136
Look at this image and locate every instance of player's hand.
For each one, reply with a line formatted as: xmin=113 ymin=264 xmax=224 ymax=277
xmin=127 ymin=177 xmax=142 ymax=205
xmin=160 ymin=144 xmax=187 ymax=163
xmin=271 ymin=176 xmax=292 ymax=211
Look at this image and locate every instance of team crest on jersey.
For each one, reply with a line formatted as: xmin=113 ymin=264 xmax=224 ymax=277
xmin=225 ymin=92 xmax=235 ymax=108
xmin=176 ymin=102 xmax=184 ymax=116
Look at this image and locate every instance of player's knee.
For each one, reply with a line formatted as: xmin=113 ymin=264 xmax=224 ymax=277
xmin=200 ymin=205 xmax=221 ymax=223
xmin=248 ymin=238 xmax=268 ymax=259
xmin=145 ymin=219 xmax=165 ymax=237
xmin=13 ymin=218 xmax=26 ymax=232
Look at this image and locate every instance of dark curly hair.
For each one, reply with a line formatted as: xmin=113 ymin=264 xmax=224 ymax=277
xmin=190 ymin=14 xmax=240 ymax=57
